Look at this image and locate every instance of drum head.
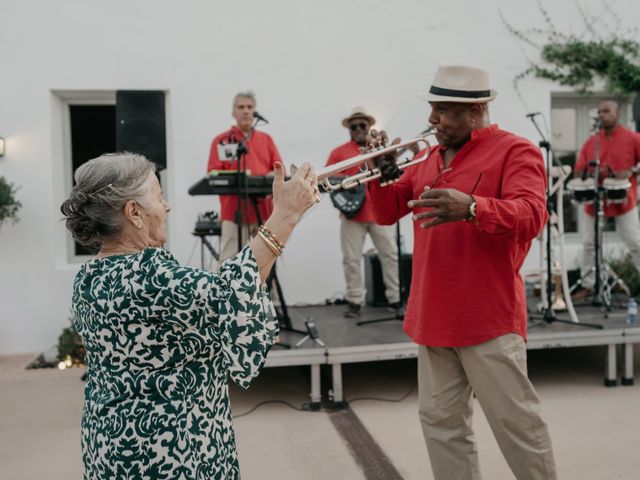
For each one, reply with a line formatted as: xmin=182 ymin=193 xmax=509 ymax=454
xmin=567 ymin=177 xmax=596 ymax=203
xmin=603 ymin=178 xmax=631 ymax=204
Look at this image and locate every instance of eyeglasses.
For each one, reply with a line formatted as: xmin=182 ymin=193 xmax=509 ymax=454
xmin=428 ymin=168 xmax=483 ymax=195
xmin=349 ymin=122 xmax=369 ymax=132
xmin=428 ymin=167 xmax=453 ymax=190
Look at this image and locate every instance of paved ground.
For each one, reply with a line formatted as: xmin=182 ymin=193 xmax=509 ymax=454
xmin=1 ymin=345 xmax=640 ymax=479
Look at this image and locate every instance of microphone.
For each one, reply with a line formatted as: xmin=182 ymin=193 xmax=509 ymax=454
xmin=253 ymin=111 xmax=269 ymax=124
xmin=594 ymin=118 xmax=602 ymax=130
xmin=526 ymin=112 xmax=541 ymax=118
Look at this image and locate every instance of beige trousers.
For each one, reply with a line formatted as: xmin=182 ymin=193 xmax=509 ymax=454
xmin=219 ymin=220 xmax=258 ymax=262
xmin=418 ymin=334 xmax=557 ymax=480
xmin=219 ymin=220 xmax=282 ymax=305
xmin=340 ymin=217 xmax=400 ymax=305
xmin=580 ymin=208 xmax=640 ymax=289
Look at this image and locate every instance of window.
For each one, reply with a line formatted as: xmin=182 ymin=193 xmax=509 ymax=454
xmin=53 ymin=90 xmax=169 ymax=264
xmin=69 ymin=105 xmax=117 ymax=255
xmin=52 ymin=90 xmax=117 ymax=263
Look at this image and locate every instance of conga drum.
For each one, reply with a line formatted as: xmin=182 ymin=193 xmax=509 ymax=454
xmin=603 ymin=178 xmax=631 ymax=204
xmin=566 ymin=177 xmax=596 ymax=204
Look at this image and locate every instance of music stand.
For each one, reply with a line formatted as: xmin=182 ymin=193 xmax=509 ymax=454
xmin=357 ymin=221 xmax=406 ymax=326
xmin=527 ymin=113 xmax=602 ymax=330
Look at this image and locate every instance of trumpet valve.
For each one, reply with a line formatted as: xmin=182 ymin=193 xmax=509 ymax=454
xmin=380 ymin=178 xmax=400 ymax=187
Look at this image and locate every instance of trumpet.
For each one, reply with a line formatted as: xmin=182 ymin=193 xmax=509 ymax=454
xmin=316 ymin=127 xmax=436 ymax=191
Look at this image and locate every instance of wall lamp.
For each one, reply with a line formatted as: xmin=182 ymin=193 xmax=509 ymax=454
xmin=0 ymin=137 xmax=4 ymax=157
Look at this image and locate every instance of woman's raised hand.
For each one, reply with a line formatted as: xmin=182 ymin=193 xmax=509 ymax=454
xmin=271 ymin=162 xmax=319 ymax=226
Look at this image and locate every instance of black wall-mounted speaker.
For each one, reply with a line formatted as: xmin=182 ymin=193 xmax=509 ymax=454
xmin=116 ymin=90 xmax=166 ymax=170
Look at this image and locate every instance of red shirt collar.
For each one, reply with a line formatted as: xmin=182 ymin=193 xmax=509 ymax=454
xmin=600 ymin=124 xmax=622 ymax=139
xmin=470 ymin=123 xmax=499 ymax=141
xmin=438 ymin=124 xmax=499 ymax=154
xmin=229 ymin=125 xmax=252 ymax=139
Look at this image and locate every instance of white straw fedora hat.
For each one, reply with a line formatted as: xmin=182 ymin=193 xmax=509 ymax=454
xmin=419 ymin=65 xmax=497 ymax=103
xmin=342 ymin=106 xmax=376 ymax=127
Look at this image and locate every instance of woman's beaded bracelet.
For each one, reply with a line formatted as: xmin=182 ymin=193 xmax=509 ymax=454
xmin=257 ymin=229 xmax=283 ymax=256
xmin=258 ymin=225 xmax=285 ymax=251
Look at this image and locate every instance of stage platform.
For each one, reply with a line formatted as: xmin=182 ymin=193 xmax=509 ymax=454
xmin=265 ymin=303 xmax=640 ymax=405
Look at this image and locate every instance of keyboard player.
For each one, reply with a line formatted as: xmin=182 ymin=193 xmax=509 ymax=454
xmin=207 ymin=90 xmax=283 ymax=261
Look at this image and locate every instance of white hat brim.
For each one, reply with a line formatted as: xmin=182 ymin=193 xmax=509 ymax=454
xmin=342 ymin=114 xmax=376 ymax=127
xmin=418 ymin=89 xmax=498 ymax=103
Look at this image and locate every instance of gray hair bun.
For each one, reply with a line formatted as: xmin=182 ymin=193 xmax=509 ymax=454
xmin=60 ymin=153 xmax=156 ymax=250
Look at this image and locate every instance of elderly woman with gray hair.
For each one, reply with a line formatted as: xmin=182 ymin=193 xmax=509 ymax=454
xmin=61 ymin=153 xmax=319 ymax=479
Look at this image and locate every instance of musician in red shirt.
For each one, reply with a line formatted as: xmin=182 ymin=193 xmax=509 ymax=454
xmin=325 ymin=107 xmax=399 ymax=317
xmin=207 ymin=91 xmax=282 ymax=261
xmin=573 ymin=100 xmax=640 ymax=299
xmin=367 ymin=65 xmax=557 ymax=479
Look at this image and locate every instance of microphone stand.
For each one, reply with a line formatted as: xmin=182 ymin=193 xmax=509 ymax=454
xmin=584 ymin=122 xmax=623 ymax=311
xmin=355 ymin=134 xmax=436 ymax=327
xmin=527 ymin=113 xmax=602 ymax=329
xmin=234 ymin=116 xmax=305 ymax=345
xmin=234 ymin=119 xmax=258 ymax=253
xmin=357 ymin=220 xmax=406 ymax=326
xmin=591 ymin=125 xmax=604 ymax=307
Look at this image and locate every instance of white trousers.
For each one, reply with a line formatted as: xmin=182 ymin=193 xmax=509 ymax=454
xmin=340 ymin=217 xmax=399 ymax=305
xmin=418 ymin=334 xmax=557 ymax=480
xmin=580 ymin=208 xmax=640 ymax=288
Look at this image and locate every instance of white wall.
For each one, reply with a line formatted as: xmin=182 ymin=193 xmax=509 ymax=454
xmin=1 ymin=0 xmax=639 ymax=354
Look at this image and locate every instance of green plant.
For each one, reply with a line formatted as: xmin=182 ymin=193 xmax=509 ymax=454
xmin=608 ymin=252 xmax=640 ymax=299
xmin=502 ymin=2 xmax=640 ymax=96
xmin=57 ymin=318 xmax=86 ymax=367
xmin=0 ymin=176 xmax=22 ymax=231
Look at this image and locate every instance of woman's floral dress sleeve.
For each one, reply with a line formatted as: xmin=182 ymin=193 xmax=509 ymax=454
xmin=205 ymin=245 xmax=279 ymax=388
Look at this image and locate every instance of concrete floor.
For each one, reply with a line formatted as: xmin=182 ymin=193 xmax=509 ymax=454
xmin=1 ymin=345 xmax=640 ymax=479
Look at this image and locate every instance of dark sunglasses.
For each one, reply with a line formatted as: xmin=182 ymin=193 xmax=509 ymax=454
xmin=349 ymin=122 xmax=369 ymax=131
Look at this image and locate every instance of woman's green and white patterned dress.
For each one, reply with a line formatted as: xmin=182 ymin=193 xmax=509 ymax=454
xmin=72 ymin=245 xmax=278 ymax=479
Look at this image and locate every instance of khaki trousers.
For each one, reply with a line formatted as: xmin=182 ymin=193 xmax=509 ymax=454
xmin=219 ymin=220 xmax=258 ymax=262
xmin=340 ymin=217 xmax=399 ymax=305
xmin=580 ymin=208 xmax=640 ymax=289
xmin=219 ymin=220 xmax=280 ymax=304
xmin=418 ymin=334 xmax=557 ymax=480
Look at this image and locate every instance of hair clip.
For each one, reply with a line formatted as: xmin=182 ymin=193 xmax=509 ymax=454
xmin=89 ymin=183 xmax=113 ymax=197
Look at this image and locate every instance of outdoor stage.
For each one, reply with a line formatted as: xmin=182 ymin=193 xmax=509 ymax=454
xmin=266 ymin=303 xmax=640 ymax=406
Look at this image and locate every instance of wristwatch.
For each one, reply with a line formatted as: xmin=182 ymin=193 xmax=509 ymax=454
xmin=465 ymin=196 xmax=477 ymax=222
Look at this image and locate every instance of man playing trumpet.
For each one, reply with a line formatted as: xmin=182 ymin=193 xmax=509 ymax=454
xmin=366 ymin=65 xmax=557 ymax=479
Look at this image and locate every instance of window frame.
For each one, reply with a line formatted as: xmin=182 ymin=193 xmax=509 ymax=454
xmin=52 ymin=90 xmax=116 ymax=265
xmin=550 ymin=92 xmax=632 ymax=244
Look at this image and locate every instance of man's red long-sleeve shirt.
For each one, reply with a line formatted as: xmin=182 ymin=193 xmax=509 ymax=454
xmin=574 ymin=125 xmax=640 ymax=217
xmin=207 ymin=126 xmax=282 ymax=224
xmin=368 ymin=125 xmax=547 ymax=347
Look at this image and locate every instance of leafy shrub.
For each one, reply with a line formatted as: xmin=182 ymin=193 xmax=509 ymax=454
xmin=0 ymin=176 xmax=22 ymax=231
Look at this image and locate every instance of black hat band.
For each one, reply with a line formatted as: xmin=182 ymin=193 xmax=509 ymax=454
xmin=429 ymin=86 xmax=491 ymax=98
